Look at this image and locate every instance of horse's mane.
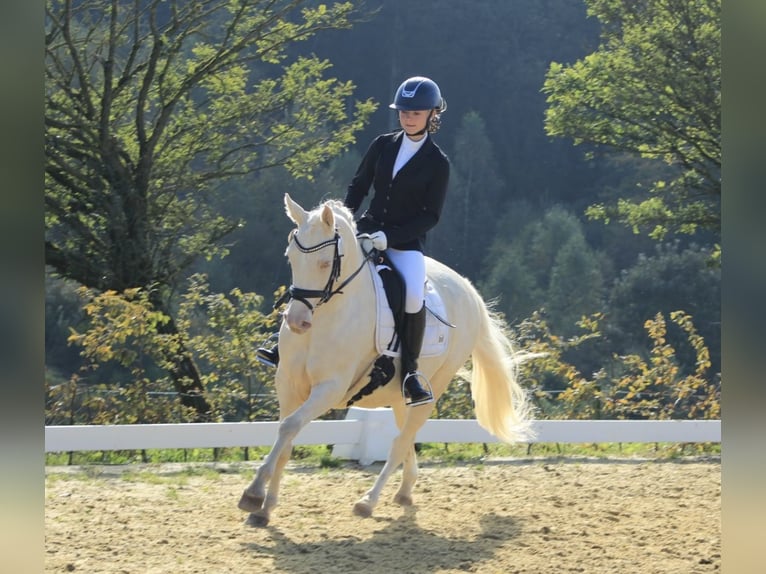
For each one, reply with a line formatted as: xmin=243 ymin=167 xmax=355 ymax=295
xmin=319 ymin=199 xmax=357 ymax=235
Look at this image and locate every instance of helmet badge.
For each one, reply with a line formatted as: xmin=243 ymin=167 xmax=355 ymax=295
xmin=401 ymin=80 xmax=424 ymax=99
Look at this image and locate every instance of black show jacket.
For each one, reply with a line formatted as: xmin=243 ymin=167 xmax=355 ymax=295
xmin=344 ymin=130 xmax=450 ymax=252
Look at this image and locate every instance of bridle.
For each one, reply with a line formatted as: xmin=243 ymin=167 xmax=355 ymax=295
xmin=274 ymin=228 xmax=374 ymax=312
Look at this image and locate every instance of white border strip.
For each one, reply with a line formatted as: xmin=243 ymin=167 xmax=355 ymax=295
xmin=45 ymin=416 xmax=720 ymax=453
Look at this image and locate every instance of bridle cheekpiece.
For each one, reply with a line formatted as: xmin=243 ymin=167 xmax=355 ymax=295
xmin=275 ymin=228 xmax=372 ymax=312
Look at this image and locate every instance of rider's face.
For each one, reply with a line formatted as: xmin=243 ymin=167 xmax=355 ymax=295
xmin=398 ymin=110 xmax=430 ymax=140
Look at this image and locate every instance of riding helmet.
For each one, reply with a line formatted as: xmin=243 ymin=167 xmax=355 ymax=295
xmin=389 ymin=76 xmax=446 ymax=112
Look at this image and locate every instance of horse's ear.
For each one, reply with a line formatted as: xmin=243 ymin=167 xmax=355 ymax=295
xmin=320 ymin=203 xmax=335 ymax=228
xmin=284 ymin=193 xmax=307 ymax=226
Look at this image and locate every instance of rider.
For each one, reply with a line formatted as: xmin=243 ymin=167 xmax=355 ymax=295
xmin=256 ymin=76 xmax=450 ymax=407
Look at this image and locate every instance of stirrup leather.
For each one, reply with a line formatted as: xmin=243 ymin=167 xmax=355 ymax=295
xmin=401 ymin=371 xmax=434 ymax=406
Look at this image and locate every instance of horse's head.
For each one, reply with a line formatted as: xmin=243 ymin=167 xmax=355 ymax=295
xmin=281 ymin=193 xmax=361 ymax=334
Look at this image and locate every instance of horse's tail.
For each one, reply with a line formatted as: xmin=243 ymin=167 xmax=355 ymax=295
xmin=469 ymin=298 xmax=538 ymax=443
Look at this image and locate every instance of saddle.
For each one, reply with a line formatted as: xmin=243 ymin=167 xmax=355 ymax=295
xmin=370 ymin=252 xmax=451 ymax=358
xmin=345 ymin=252 xmax=451 ymax=406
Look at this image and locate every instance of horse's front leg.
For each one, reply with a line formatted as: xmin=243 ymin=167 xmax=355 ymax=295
xmin=239 ymin=379 xmax=345 ymax=527
xmin=239 ymin=444 xmax=293 ymax=527
xmin=238 ymin=383 xmax=295 ymax=517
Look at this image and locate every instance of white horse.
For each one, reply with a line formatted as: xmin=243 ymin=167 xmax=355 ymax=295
xmin=238 ymin=193 xmax=535 ymax=526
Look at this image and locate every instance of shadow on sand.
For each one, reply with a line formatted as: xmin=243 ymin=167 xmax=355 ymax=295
xmin=240 ymin=508 xmax=521 ymax=574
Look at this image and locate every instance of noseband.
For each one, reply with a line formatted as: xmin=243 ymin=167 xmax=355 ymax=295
xmin=275 ymin=228 xmax=372 ymax=311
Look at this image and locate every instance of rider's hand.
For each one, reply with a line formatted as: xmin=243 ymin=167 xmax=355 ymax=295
xmin=359 ymin=231 xmax=387 ymax=252
xmin=369 ymin=231 xmax=387 ymax=251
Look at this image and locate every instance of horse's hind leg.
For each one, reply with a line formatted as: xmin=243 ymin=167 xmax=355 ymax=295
xmin=394 ymin=365 xmax=457 ymax=506
xmin=393 ymin=370 xmax=454 ymax=508
xmin=389 ymin=406 xmax=418 ymax=507
xmin=353 ymin=402 xmax=433 ymax=518
xmin=393 ymin=444 xmax=417 ymax=507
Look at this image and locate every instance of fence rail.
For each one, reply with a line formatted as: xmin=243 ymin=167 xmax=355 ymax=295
xmin=45 ymin=407 xmax=721 ymax=465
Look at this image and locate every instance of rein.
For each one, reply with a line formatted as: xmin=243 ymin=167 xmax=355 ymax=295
xmin=274 ymin=229 xmax=374 ymax=311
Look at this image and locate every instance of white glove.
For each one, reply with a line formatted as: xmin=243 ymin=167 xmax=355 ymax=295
xmin=360 ymin=230 xmax=387 ymax=252
xmin=370 ymin=230 xmax=387 ymax=250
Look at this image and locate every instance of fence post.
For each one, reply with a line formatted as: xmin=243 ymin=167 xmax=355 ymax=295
xmin=331 ymin=407 xmax=397 ymax=465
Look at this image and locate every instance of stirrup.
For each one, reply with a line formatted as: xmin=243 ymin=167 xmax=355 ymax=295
xmin=256 ymin=347 xmax=278 ymax=368
xmin=402 ymin=371 xmax=434 ymax=406
xmin=256 ymin=333 xmax=279 ymax=368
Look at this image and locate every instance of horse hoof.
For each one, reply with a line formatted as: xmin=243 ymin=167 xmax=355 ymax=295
xmin=237 ymin=491 xmax=264 ymax=513
xmin=353 ymin=501 xmax=373 ymax=518
xmin=393 ymin=493 xmax=413 ymax=507
xmin=245 ymin=511 xmax=270 ymax=528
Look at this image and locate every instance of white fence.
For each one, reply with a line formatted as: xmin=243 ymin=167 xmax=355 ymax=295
xmin=45 ymin=407 xmax=721 ymax=465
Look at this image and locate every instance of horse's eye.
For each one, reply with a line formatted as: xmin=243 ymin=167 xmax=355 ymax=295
xmin=319 ymin=259 xmax=331 ymax=270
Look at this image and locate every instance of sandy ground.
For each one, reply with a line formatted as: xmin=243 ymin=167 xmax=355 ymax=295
xmin=45 ymin=457 xmax=720 ymax=574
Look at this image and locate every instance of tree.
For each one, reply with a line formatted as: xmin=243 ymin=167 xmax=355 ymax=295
xmin=45 ymin=269 xmax=88 ymax=378
xmin=480 ymin=206 xmax=603 ymax=331
xmin=45 ymin=0 xmax=375 ymax=413
xmin=605 ymin=241 xmax=720 ymax=376
xmin=543 ymin=0 xmax=720 ymax=241
xmin=546 ymin=233 xmax=605 ymax=338
xmin=430 ymin=111 xmax=505 ymax=279
xmin=199 ymin=151 xmax=363 ymax=297
xmin=52 ymin=275 xmax=280 ymax=437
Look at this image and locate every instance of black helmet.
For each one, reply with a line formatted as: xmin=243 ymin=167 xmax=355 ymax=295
xmin=389 ymin=76 xmax=446 ymax=112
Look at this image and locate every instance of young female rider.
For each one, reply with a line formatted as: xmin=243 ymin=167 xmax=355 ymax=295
xmin=257 ymin=76 xmax=449 ymax=407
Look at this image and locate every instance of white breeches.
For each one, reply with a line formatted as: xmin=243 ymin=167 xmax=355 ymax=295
xmin=386 ymin=248 xmax=425 ymax=314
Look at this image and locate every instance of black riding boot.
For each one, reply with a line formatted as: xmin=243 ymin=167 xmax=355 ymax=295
xmin=256 ymin=333 xmax=279 ymax=368
xmin=400 ymin=305 xmax=434 ymax=406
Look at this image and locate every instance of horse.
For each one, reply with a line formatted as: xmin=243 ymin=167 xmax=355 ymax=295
xmin=238 ymin=193 xmax=536 ymax=526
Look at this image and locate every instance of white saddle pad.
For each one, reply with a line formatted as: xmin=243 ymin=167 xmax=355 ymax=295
xmin=368 ymin=261 xmax=450 ymax=358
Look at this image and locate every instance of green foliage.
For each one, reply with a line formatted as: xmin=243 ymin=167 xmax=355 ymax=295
xmin=45 ymin=0 xmax=376 ymax=294
xmin=546 ymin=233 xmax=606 ymax=337
xmin=603 ymin=311 xmax=719 ymax=420
xmin=543 ymin=0 xmax=720 ymax=240
xmin=69 ymin=287 xmax=174 ymax=372
xmin=45 ymin=0 xmax=377 ymax=407
xmin=513 ymin=310 xmax=720 ymax=421
xmin=513 ymin=311 xmax=604 ymax=417
xmin=433 ymin=307 xmax=718 ymax=429
xmin=45 ymin=270 xmax=88 ymax=375
xmin=481 ymin=206 xmax=605 ymax=333
xmin=430 ymin=111 xmax=506 ymax=278
xmin=43 ymin=2 xmax=720 ymax=446
xmin=45 ymin=274 xmax=280 ymax=427
xmin=434 ymin=373 xmax=474 ymax=420
xmin=196 ymin=153 xmax=361 ymax=297
xmin=48 ymin=286 xmax=196 ymax=426
xmin=178 ymin=274 xmax=280 ymax=421
xmin=45 ymin=439 xmax=719 ymax=468
xmin=605 ymin=242 xmax=720 ymax=375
